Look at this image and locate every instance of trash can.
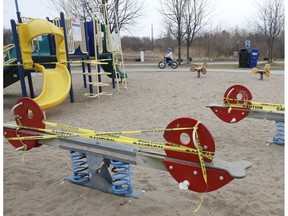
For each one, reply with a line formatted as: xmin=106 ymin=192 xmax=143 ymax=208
xmin=249 ymin=49 xmax=259 ymax=68
xmin=238 ymin=49 xmax=249 ymax=68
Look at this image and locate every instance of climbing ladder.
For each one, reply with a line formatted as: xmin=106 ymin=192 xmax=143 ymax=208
xmin=83 ymin=65 xmax=113 ymax=98
xmin=3 ymin=44 xmax=16 ymax=64
xmin=112 ymin=49 xmax=128 ymax=90
xmin=109 ymin=4 xmax=128 ymax=90
xmin=82 ymin=2 xmax=113 ymax=98
xmin=95 ymin=3 xmax=128 ymax=92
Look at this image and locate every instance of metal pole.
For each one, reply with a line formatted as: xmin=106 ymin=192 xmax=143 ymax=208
xmin=11 ymin=19 xmax=27 ymax=96
xmin=14 ymin=0 xmax=19 ymax=11
xmin=60 ymin=12 xmax=75 ymax=103
xmin=151 ymin=24 xmax=154 ymax=50
xmin=14 ymin=0 xmax=22 ymax=23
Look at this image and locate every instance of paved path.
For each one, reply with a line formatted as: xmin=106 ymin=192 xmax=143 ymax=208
xmin=125 ymin=66 xmax=284 ymax=75
xmin=71 ymin=61 xmax=284 ymax=75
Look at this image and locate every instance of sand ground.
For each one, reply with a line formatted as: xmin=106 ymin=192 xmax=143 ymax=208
xmin=3 ymin=67 xmax=284 ymax=216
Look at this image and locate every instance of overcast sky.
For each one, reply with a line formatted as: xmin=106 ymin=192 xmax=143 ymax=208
xmin=2 ymin=0 xmax=270 ymax=38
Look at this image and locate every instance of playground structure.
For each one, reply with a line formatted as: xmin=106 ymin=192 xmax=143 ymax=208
xmin=189 ymin=63 xmax=207 ymax=78
xmin=4 ymin=97 xmax=251 ymax=204
xmin=3 ymin=1 xmax=127 ymax=108
xmin=207 ymin=85 xmax=285 ymax=145
xmin=18 ymin=19 xmax=71 ymax=110
xmin=92 ymin=4 xmax=127 ymax=81
xmin=251 ymin=64 xmax=271 ymax=80
xmin=3 ymin=14 xmax=77 ymax=108
xmin=4 ymin=17 xmax=72 ymax=110
xmin=54 ymin=2 xmax=127 ymax=97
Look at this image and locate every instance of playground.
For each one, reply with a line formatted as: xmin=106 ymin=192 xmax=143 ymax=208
xmin=3 ymin=3 xmax=127 ymax=110
xmin=2 ymin=1 xmax=284 ymax=215
xmin=3 ymin=66 xmax=284 ymax=215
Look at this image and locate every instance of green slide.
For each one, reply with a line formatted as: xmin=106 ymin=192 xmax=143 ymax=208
xmin=98 ymin=53 xmax=127 ymax=79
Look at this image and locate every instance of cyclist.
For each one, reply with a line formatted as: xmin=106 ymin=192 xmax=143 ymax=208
xmin=165 ymin=48 xmax=173 ymax=63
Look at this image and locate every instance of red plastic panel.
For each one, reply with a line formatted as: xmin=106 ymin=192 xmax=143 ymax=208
xmin=4 ymin=97 xmax=45 ymax=151
xmin=210 ymin=107 xmax=249 ymax=123
xmin=4 ymin=128 xmax=41 ymax=150
xmin=13 ymin=97 xmax=45 ymax=129
xmin=224 ymin=85 xmax=252 ymax=105
xmin=164 ymin=159 xmax=233 ymax=192
xmin=163 ymin=118 xmax=215 ymax=163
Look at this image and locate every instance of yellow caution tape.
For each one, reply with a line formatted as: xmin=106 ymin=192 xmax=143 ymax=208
xmin=43 ymin=121 xmax=195 ymax=135
xmin=192 ymin=121 xmax=207 ymax=184
xmin=190 ymin=121 xmax=208 ymax=213
xmin=4 ymin=60 xmax=108 ymax=67
xmin=4 ymin=123 xmax=215 ymax=160
xmin=224 ymin=97 xmax=284 ymax=112
xmin=226 ymin=102 xmax=284 ymax=112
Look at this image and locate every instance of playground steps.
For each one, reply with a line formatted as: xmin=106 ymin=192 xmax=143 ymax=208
xmin=86 ymin=81 xmax=110 ymax=87
xmin=84 ymin=92 xmax=113 ymax=98
xmin=97 ymin=58 xmax=112 ymax=61
xmin=112 ymin=50 xmax=127 ymax=90
xmin=4 ymin=44 xmax=15 ymax=52
xmin=4 ymin=58 xmax=17 ymax=65
xmin=83 ymin=67 xmax=113 ymax=98
xmin=82 ymin=72 xmax=111 ymax=76
xmin=3 ymin=44 xmax=17 ymax=65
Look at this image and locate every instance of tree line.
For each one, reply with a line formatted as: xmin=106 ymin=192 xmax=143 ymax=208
xmin=121 ymin=27 xmax=284 ymax=61
xmin=4 ymin=0 xmax=284 ymax=63
xmin=159 ymin=0 xmax=284 ymax=64
xmin=4 ymin=25 xmax=283 ymax=62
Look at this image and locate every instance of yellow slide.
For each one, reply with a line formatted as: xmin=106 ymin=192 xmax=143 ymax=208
xmin=17 ymin=19 xmax=71 ymax=110
xmin=34 ymin=64 xmax=71 ymax=110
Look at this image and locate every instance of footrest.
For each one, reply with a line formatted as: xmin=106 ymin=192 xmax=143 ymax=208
xmin=163 ymin=158 xmax=252 ymax=192
xmin=207 ymin=159 xmax=252 ymax=179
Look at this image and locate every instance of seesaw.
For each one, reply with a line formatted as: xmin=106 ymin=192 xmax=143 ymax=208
xmin=4 ymin=97 xmax=251 ymax=199
xmin=190 ymin=63 xmax=207 ymax=78
xmin=251 ymin=64 xmax=271 ymax=80
xmin=206 ymin=85 xmax=284 ymax=145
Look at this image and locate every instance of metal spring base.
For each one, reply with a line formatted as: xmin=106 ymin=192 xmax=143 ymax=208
xmin=69 ymin=151 xmax=91 ymax=184
xmin=64 ymin=151 xmax=143 ymax=198
xmin=110 ymin=160 xmax=133 ymax=195
xmin=273 ymin=121 xmax=285 ymax=145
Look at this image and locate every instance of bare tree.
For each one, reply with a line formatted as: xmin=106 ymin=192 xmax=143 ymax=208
xmin=160 ymin=0 xmax=188 ymax=65
xmin=47 ymin=0 xmax=144 ymax=33
xmin=251 ymin=0 xmax=284 ymax=63
xmin=3 ymin=28 xmax=13 ymax=46
xmin=183 ymin=0 xmax=213 ymax=63
xmin=108 ymin=0 xmax=144 ymax=33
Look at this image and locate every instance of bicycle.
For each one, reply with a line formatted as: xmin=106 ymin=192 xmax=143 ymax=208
xmin=158 ymin=57 xmax=178 ymax=69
